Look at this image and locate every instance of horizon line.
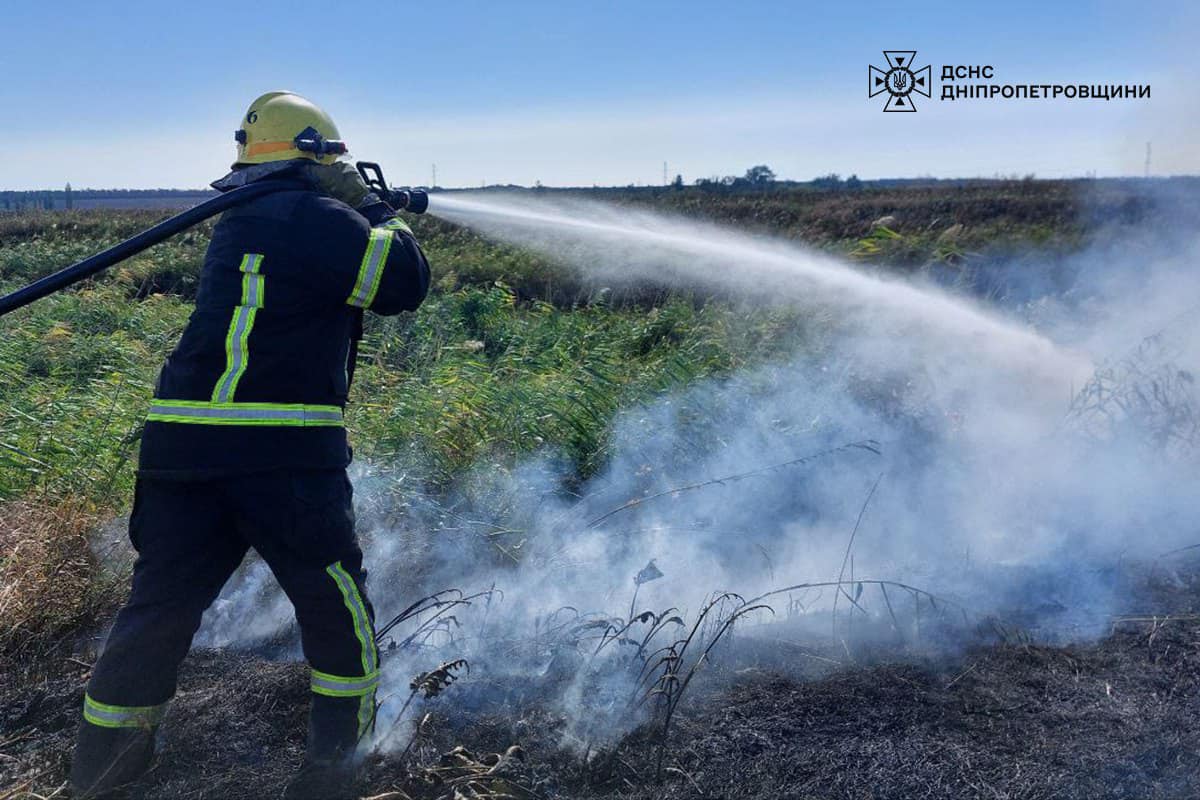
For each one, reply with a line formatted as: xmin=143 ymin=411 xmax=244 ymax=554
xmin=3 ymin=174 xmax=1198 ymax=194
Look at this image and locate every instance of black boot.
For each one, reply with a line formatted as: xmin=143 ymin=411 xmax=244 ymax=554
xmin=282 ymin=756 xmax=357 ymax=800
xmin=70 ymin=722 xmax=156 ymax=799
xmin=282 ymin=693 xmax=365 ymax=800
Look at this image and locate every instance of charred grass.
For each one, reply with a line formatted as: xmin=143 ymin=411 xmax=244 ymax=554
xmin=4 ymin=567 xmax=1200 ymax=800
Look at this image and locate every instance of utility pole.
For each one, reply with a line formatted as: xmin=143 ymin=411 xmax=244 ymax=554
xmin=432 ymin=163 xmax=437 ymax=188
xmin=663 ymin=161 xmax=668 ymax=186
xmin=1144 ymin=142 xmax=1151 ymax=178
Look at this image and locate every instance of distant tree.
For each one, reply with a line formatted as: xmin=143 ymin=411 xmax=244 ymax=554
xmin=65 ymin=182 xmax=73 ymax=210
xmin=812 ymin=173 xmax=842 ymax=190
xmin=844 ymin=174 xmax=863 ymax=191
xmin=671 ymin=174 xmax=684 ymax=189
xmin=744 ymin=165 xmax=776 ymax=185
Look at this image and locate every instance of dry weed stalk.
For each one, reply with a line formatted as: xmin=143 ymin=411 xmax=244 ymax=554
xmin=592 ymin=609 xmax=685 ymax=662
xmin=377 ymin=659 xmax=471 ymax=758
xmin=586 ymin=439 xmax=881 ymax=528
xmin=830 ymin=474 xmax=883 ymax=639
xmin=411 ymin=659 xmax=470 ymax=700
xmin=364 ymin=743 xmax=535 ymax=800
xmin=1065 ymin=324 xmax=1199 ymax=456
xmin=636 ymin=592 xmax=772 ymax=782
xmin=748 ymin=578 xmax=972 ymax=642
xmin=411 ymin=745 xmax=536 ymax=800
xmin=376 ymin=589 xmax=501 ymax=654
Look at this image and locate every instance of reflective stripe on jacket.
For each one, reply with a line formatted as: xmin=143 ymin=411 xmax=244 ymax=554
xmin=138 ymin=188 xmax=430 ymax=478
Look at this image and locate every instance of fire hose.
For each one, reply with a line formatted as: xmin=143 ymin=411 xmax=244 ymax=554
xmin=0 ymin=162 xmax=427 ymax=319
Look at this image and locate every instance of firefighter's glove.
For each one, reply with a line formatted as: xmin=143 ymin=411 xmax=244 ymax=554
xmin=303 ymin=161 xmax=374 ymax=209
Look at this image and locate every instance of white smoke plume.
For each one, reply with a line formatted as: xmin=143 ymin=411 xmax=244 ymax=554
xmin=195 ymin=188 xmax=1200 ymax=750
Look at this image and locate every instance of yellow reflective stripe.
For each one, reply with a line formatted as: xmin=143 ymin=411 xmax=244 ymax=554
xmin=310 ymin=667 xmax=378 ymax=739
xmin=357 ymin=693 xmax=374 ymax=739
xmin=144 ymin=415 xmax=341 ymax=428
xmin=380 ymin=217 xmax=412 ymax=235
xmin=325 ymin=562 xmax=377 ymax=675
xmin=346 ymin=229 xmax=393 ymax=309
xmin=147 ymin=400 xmax=343 ymax=427
xmin=215 ymin=307 xmax=258 ymax=400
xmin=310 ymin=668 xmax=380 ymax=697
xmin=149 ymin=400 xmax=339 ymax=409
xmin=212 ymin=253 xmax=265 ymax=403
xmin=83 ymin=693 xmax=167 ymax=729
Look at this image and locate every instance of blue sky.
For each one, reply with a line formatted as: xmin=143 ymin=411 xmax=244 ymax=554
xmin=2 ymin=0 xmax=1195 ymax=189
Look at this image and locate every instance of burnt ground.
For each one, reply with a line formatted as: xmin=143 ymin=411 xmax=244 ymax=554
xmin=3 ymin=570 xmax=1200 ymax=800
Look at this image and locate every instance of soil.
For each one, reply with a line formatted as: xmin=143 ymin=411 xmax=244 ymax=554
xmin=3 ymin=568 xmax=1200 ymax=800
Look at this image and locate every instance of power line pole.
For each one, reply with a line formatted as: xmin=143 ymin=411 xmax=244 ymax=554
xmin=1144 ymin=142 xmax=1151 ymax=178
xmin=432 ymin=163 xmax=437 ymax=188
xmin=663 ymin=161 xmax=668 ymax=186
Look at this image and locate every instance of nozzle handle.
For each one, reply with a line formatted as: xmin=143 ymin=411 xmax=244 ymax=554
xmin=355 ymin=161 xmax=428 ymax=214
xmin=356 ymin=161 xmax=389 ymax=197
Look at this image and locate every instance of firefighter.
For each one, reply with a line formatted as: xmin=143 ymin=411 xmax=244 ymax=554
xmin=70 ymin=91 xmax=430 ymax=799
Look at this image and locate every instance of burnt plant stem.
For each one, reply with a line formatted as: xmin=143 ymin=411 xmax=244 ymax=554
xmin=586 ymin=440 xmax=880 ymax=528
xmin=832 ymin=474 xmax=882 ymax=640
xmin=745 ymin=579 xmax=972 ymax=622
xmin=880 ymin=582 xmax=902 ymax=640
xmin=636 ymin=593 xmax=772 ymax=784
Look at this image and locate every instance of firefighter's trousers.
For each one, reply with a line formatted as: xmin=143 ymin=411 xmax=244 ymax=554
xmin=72 ymin=470 xmax=379 ymax=792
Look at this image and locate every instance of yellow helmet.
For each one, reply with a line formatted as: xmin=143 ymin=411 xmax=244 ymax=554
xmin=234 ymin=91 xmax=347 ymax=166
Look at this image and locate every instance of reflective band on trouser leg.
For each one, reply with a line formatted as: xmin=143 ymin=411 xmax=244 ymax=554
xmin=346 ymin=229 xmax=393 ymax=309
xmin=326 ymin=561 xmax=379 ymax=737
xmin=83 ymin=693 xmax=168 ymax=729
xmin=310 ymin=668 xmax=380 ymax=697
xmin=212 ymin=253 xmax=265 ymax=403
xmin=311 ymin=669 xmax=378 ymax=741
xmin=146 ymin=401 xmax=343 ymax=427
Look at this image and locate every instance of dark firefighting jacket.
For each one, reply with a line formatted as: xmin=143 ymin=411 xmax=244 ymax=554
xmin=137 ymin=185 xmax=430 ymax=478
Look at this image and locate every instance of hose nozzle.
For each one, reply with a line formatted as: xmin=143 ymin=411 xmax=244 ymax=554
xmin=387 ymin=188 xmax=429 ymax=214
xmin=355 ymin=161 xmax=429 ymax=215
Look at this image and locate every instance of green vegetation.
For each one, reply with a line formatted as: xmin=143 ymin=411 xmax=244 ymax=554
xmin=0 ymin=209 xmax=815 ymax=507
xmin=351 ymin=289 xmax=815 ymax=485
xmin=5 ymin=179 xmax=1184 ymax=508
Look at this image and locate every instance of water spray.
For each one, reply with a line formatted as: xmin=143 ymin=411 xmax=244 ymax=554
xmin=428 ymin=191 xmax=1094 ymax=412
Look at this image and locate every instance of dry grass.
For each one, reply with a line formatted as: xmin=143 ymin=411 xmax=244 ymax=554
xmin=0 ymin=500 xmax=122 ymax=668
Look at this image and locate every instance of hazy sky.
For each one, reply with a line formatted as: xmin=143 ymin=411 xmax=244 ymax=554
xmin=2 ymin=0 xmax=1196 ymax=189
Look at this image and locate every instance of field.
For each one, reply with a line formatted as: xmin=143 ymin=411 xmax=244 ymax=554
xmin=2 ymin=178 xmax=1200 ymax=799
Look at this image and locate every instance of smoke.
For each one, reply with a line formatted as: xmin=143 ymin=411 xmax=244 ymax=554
xmin=195 ymin=188 xmax=1200 ymax=750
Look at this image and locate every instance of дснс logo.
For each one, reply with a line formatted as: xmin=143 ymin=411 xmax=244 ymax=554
xmin=869 ymin=51 xmax=931 ymax=112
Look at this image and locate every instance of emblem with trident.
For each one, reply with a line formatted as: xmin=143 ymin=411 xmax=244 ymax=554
xmin=869 ymin=51 xmax=932 ymax=112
